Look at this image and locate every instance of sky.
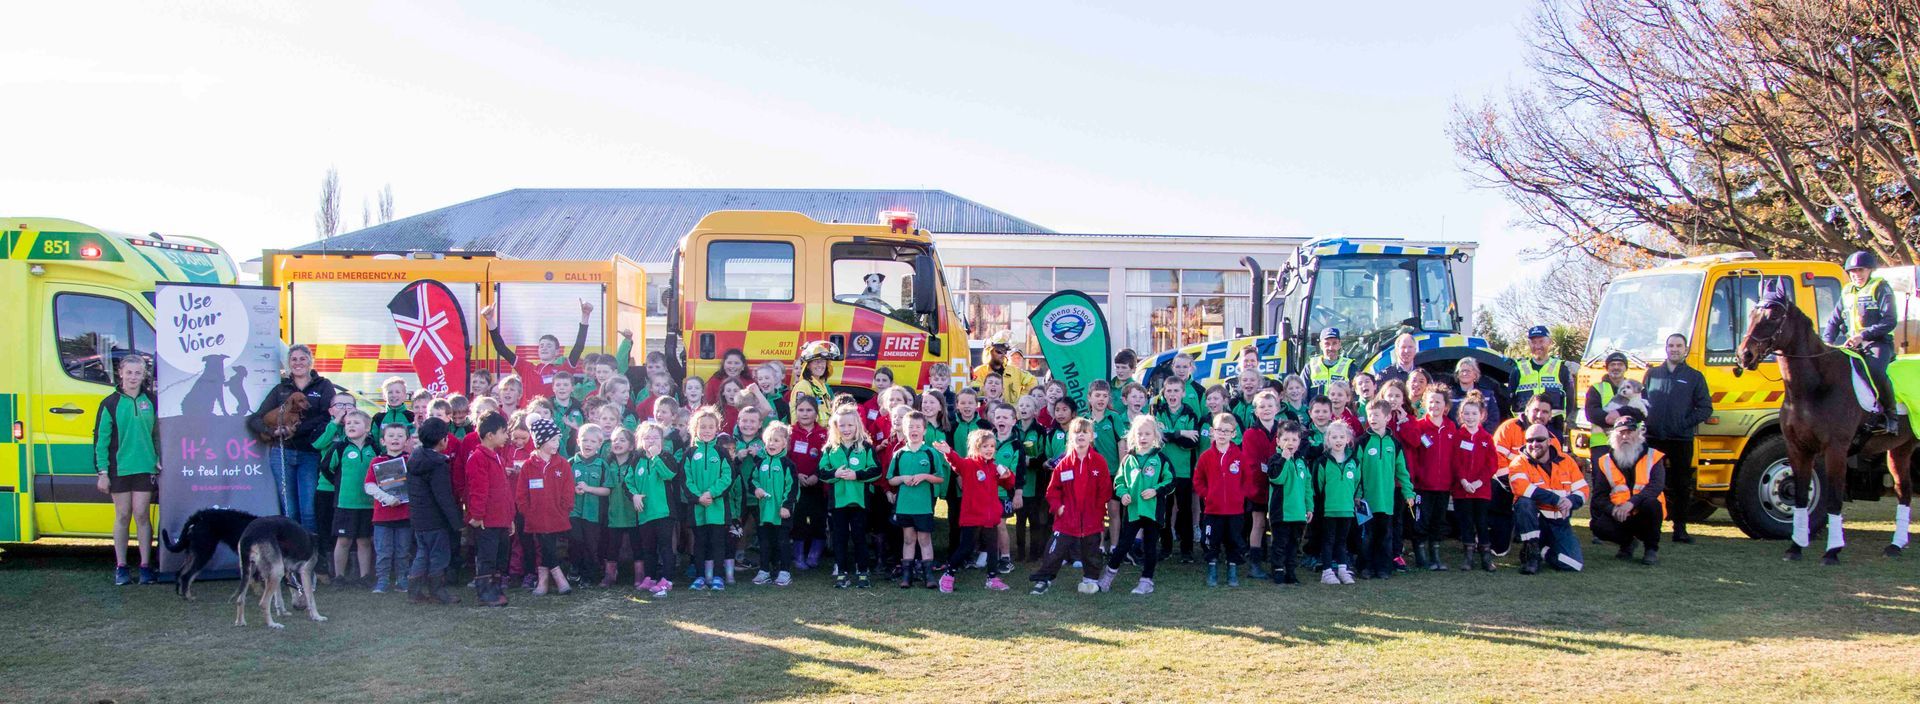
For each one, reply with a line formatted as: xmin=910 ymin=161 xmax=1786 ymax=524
xmin=2 ymin=0 xmax=1547 ymax=304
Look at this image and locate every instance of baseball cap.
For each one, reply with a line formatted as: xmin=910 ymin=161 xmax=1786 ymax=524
xmin=1528 ymin=325 xmax=1550 ymax=339
xmin=1321 ymin=327 xmax=1341 ymax=341
xmin=1605 ymin=351 xmax=1629 ymax=365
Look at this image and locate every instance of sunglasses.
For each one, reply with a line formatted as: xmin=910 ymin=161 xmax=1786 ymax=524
xmin=1525 ymin=437 xmax=1550 ymax=444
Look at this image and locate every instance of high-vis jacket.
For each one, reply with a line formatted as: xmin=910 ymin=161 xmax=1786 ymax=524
xmin=1307 ymin=355 xmax=1354 ymax=393
xmin=1825 ymin=275 xmax=1896 ymax=346
xmin=1508 ymin=448 xmax=1589 ymax=520
xmin=1599 ymin=448 xmax=1667 ymax=518
xmin=1510 ymin=356 xmax=1573 ymax=417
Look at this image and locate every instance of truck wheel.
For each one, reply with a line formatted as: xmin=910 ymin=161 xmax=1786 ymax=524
xmin=1727 ymin=435 xmax=1814 ymax=540
xmin=1684 ymin=499 xmax=1718 ymax=523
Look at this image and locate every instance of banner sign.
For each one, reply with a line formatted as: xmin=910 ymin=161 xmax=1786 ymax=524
xmin=387 ymin=279 xmax=472 ymax=396
xmin=156 ymin=283 xmax=285 ymax=574
xmin=1026 ymin=290 xmax=1112 ymax=408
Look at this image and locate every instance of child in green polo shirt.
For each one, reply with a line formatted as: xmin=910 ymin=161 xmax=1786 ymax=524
xmin=1013 ymin=395 xmax=1049 ymax=562
xmin=749 ymin=422 xmax=799 ymax=587
xmin=1316 ymin=422 xmax=1362 ymax=586
xmin=822 ymin=404 xmax=881 ymax=589
xmin=1102 ymin=415 xmax=1173 ymax=595
xmin=888 ymin=411 xmax=950 ymax=589
xmin=567 ymin=423 xmax=612 ymax=586
xmin=1265 ymin=421 xmax=1316 ymax=585
xmin=329 ymin=409 xmax=377 ymax=586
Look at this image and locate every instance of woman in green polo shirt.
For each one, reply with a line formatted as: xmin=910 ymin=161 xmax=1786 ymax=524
xmin=95 ymin=354 xmax=159 ymax=586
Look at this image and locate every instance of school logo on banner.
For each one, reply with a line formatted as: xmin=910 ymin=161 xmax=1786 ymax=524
xmin=1026 ymin=290 xmax=1111 ymax=408
xmin=1041 ymin=304 xmax=1095 ymax=345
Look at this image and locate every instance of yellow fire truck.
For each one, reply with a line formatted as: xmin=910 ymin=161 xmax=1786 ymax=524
xmin=1576 ymin=252 xmax=1909 ymax=539
xmin=1 ymin=217 xmax=238 ymax=542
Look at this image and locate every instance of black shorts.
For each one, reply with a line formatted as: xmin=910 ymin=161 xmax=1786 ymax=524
xmin=107 ymin=471 xmax=155 ymax=494
xmin=332 ymin=508 xmax=374 ymax=539
xmin=891 ymin=513 xmax=935 ymax=532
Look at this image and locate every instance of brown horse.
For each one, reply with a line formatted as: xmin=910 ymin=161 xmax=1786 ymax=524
xmin=1735 ymin=282 xmax=1914 ymax=563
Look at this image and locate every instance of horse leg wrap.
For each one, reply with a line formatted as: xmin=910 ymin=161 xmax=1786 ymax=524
xmin=1894 ymin=505 xmax=1911 ymax=549
xmin=1826 ymin=513 xmax=1846 ymax=550
xmin=1792 ymin=507 xmax=1810 ymax=548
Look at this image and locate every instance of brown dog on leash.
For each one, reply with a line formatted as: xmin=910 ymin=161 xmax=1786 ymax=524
xmin=231 ymin=516 xmax=326 ymax=629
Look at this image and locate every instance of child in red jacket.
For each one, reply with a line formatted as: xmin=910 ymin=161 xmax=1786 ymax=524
xmin=1194 ymin=413 xmax=1251 ymax=587
xmin=518 ymin=418 xmax=575 ymax=595
xmin=364 ymin=423 xmax=414 ymax=594
xmin=1237 ymin=390 xmax=1283 ymax=580
xmin=464 ymin=412 xmax=514 ymax=606
xmin=1027 ymin=418 xmax=1109 ymax=596
xmin=1402 ymin=387 xmax=1460 ymax=570
xmin=940 ymin=428 xmax=1016 ymax=592
xmin=1451 ymin=393 xmax=1500 ymax=572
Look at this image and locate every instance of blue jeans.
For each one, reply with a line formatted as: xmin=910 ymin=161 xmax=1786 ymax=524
xmin=372 ymin=522 xmax=413 ymax=585
xmin=1513 ymin=497 xmax=1584 ymax=571
xmin=269 ymin=446 xmax=320 ymax=533
xmin=409 ymin=529 xmax=452 ymax=578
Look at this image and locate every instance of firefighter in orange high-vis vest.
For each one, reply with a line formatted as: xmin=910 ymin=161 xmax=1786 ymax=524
xmin=1591 ymin=414 xmax=1666 ymax=567
xmin=1508 ymin=422 xmax=1588 ymax=575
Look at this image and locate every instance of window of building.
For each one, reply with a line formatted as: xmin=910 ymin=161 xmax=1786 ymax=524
xmin=949 ymin=267 xmax=1111 ymax=359
xmin=54 ymin=293 xmax=154 ymax=386
xmin=705 ymin=241 xmax=794 ymax=301
xmin=1124 ymin=269 xmax=1250 ymax=354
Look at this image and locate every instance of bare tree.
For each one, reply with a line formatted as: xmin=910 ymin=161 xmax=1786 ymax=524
xmin=1491 ymin=253 xmax=1623 ymax=344
xmin=361 ymin=197 xmax=372 ymax=230
xmin=1452 ymin=0 xmax=1920 ymax=266
xmin=315 ymin=166 xmax=340 ymax=242
xmin=378 ymin=184 xmax=394 ymax=224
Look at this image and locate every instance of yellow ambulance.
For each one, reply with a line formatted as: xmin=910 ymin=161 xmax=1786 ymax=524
xmin=663 ymin=210 xmax=969 ymax=395
xmin=1 ymin=217 xmax=238 ymax=542
xmin=1575 ymin=252 xmax=1906 ymax=539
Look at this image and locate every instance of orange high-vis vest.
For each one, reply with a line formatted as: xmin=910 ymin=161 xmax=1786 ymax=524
xmin=1600 ymin=448 xmax=1666 ymax=517
xmin=1507 ymin=451 xmax=1588 ymax=520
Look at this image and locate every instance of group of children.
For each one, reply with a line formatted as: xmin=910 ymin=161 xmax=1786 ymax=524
xmin=298 ymin=334 xmax=1546 ymax=605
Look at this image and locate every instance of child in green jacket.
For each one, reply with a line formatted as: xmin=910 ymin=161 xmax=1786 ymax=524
xmin=749 ymin=422 xmax=800 ymax=587
xmin=683 ymin=408 xmax=734 ymax=591
xmin=1266 ymin=421 xmax=1316 ymax=585
xmin=628 ymin=422 xmax=678 ymax=597
xmin=1316 ymin=422 xmax=1362 ymax=586
xmin=601 ymin=427 xmax=641 ymax=588
xmin=567 ymin=423 xmax=612 ymax=586
xmin=1103 ymin=415 xmax=1174 ymax=595
xmin=1356 ymin=403 xmax=1415 ymax=580
xmin=1154 ymin=375 xmax=1204 ymax=562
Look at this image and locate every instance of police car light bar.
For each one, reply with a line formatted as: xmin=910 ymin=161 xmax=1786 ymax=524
xmin=126 ymin=237 xmax=220 ymax=254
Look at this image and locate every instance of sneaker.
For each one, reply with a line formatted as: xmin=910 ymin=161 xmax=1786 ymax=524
xmin=652 ymin=580 xmax=673 ymax=597
xmin=752 ymin=570 xmax=772 ymax=585
xmin=690 ymin=577 xmax=709 ymax=591
xmin=1641 ymin=549 xmax=1660 ymax=566
xmin=113 ymin=565 xmax=132 ymax=586
xmin=710 ymin=578 xmax=726 ymax=592
xmin=938 ymin=573 xmax=955 ymax=593
xmin=372 ymin=578 xmax=389 ymax=594
xmin=775 ymin=571 xmax=793 ymax=586
xmin=395 ymin=577 xmax=410 ymax=592
xmin=1336 ymin=566 xmax=1356 ymax=585
xmin=1076 ymin=578 xmax=1100 ymax=594
xmin=1029 ymin=580 xmax=1051 ymax=595
xmin=1130 ymin=577 xmax=1155 ymax=595
xmin=1071 ymin=560 xmax=1083 ymax=570
xmin=1096 ymin=566 xmax=1119 ymax=592
xmin=138 ymin=566 xmax=157 ymax=585
xmin=985 ymin=577 xmax=1010 ymax=591
xmin=855 ymin=572 xmax=872 ymax=589
xmin=996 ymin=556 xmax=1015 ymax=575
xmin=1320 ymin=568 xmax=1339 ymax=585
xmin=974 ymin=552 xmax=989 ymax=569
xmin=834 ymin=574 xmax=851 ymax=590
xmin=523 ymin=574 xmax=537 ymax=589
xmin=638 ymin=577 xmax=657 ymax=591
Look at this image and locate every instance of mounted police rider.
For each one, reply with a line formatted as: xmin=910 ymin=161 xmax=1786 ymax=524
xmin=1306 ymin=327 xmax=1353 ymax=397
xmin=1822 ymin=250 xmax=1899 ymax=434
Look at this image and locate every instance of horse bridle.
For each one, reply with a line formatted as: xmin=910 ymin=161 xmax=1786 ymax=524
xmin=1748 ymin=297 xmax=1839 ymax=361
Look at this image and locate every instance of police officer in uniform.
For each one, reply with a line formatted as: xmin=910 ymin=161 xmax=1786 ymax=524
xmin=1509 ymin=325 xmax=1573 ymax=434
xmin=1306 ymin=327 xmax=1353 ymax=397
xmin=1823 ymin=250 xmax=1899 ymax=434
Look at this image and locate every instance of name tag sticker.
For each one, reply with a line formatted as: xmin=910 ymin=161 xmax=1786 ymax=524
xmin=1060 ymin=470 xmax=1075 ymax=482
xmin=794 ymin=441 xmax=810 ymax=454
xmin=1459 ymin=441 xmax=1475 ymax=451
xmin=529 ymin=478 xmax=545 ymax=490
xmin=1421 ymin=436 xmax=1433 ymax=448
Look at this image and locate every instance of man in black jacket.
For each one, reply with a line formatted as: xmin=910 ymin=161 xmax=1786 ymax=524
xmin=244 ymin=345 xmax=338 ymax=533
xmin=1643 ymin=334 xmax=1713 ymax=543
xmin=406 ymin=418 xmax=463 ymax=604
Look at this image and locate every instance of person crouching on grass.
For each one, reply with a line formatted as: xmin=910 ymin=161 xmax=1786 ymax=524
xmin=748 ymin=422 xmax=799 ymax=586
xmin=683 ymin=407 xmax=735 ymax=591
xmin=941 ymin=428 xmax=1016 ymax=592
xmin=1264 ymin=421 xmax=1315 ymax=585
xmin=1195 ymin=413 xmax=1251 ymax=587
xmin=1028 ymin=418 xmax=1110 ymax=596
xmin=1101 ymin=416 xmax=1172 ymax=595
xmin=888 ymin=411 xmax=950 ymax=588
xmin=518 ymin=418 xmax=575 ymax=596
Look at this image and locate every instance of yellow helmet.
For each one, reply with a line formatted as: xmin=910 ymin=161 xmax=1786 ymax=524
xmin=799 ymin=340 xmax=842 ymax=363
xmin=987 ymin=329 xmax=1014 ymax=351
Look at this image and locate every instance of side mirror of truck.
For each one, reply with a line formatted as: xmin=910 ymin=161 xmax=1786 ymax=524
xmin=911 ymin=255 xmax=939 ymax=316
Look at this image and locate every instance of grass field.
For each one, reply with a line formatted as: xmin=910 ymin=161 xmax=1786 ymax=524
xmin=2 ymin=500 xmax=1916 ymax=704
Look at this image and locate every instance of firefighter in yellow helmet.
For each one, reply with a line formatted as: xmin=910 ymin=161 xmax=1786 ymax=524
xmin=973 ymin=329 xmax=1037 ymax=399
xmin=792 ymin=340 xmax=840 ymax=411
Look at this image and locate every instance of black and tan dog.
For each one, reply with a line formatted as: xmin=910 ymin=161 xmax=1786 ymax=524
xmin=231 ymin=516 xmax=327 ymax=630
xmin=161 ymin=507 xmax=258 ymax=600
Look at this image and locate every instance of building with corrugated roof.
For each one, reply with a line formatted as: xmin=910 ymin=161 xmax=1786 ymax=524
xmin=295 ymin=188 xmax=1472 ymax=359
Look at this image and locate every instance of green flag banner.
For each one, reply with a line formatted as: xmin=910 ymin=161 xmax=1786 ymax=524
xmin=1027 ymin=290 xmax=1111 ymax=408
